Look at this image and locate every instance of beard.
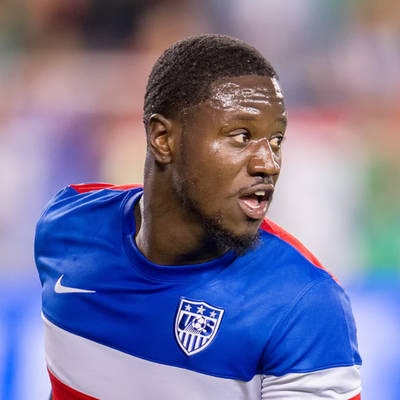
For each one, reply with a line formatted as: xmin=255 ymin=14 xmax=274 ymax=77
xmin=172 ymin=172 xmax=260 ymax=257
xmin=199 ymin=212 xmax=260 ymax=256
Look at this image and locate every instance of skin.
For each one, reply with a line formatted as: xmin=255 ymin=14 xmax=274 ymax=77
xmin=135 ymin=75 xmax=287 ymax=266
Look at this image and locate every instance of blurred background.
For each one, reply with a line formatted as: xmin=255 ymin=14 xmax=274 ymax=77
xmin=0 ymin=0 xmax=399 ymax=398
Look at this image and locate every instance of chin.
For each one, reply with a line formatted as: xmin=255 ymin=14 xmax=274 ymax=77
xmin=201 ymin=213 xmax=261 ymax=256
xmin=216 ymin=228 xmax=260 ymax=256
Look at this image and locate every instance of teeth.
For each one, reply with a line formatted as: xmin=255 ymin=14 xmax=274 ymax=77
xmin=254 ymin=190 xmax=266 ymax=196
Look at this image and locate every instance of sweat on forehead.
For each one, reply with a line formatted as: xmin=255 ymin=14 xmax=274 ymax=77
xmin=208 ymin=77 xmax=284 ymax=113
xmin=143 ymin=34 xmax=278 ymax=128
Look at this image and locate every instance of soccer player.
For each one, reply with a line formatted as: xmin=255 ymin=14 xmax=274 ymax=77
xmin=35 ymin=34 xmax=362 ymax=399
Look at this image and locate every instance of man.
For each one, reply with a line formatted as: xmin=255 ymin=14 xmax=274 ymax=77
xmin=35 ymin=34 xmax=362 ymax=399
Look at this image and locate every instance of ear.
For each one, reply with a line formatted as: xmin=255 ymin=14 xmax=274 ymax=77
xmin=147 ymin=113 xmax=176 ymax=164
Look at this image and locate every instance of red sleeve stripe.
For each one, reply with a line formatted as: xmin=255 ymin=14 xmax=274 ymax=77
xmin=70 ymin=183 xmax=142 ymax=193
xmin=261 ymin=219 xmax=340 ymax=284
xmin=349 ymin=394 xmax=361 ymax=400
xmin=48 ymin=369 xmax=99 ymax=400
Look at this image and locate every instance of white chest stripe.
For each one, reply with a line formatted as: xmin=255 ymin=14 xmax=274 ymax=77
xmin=43 ymin=315 xmax=261 ymax=400
xmin=44 ymin=315 xmax=360 ymax=400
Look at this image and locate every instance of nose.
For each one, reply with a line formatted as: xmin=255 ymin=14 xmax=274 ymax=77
xmin=247 ymin=139 xmax=280 ymax=177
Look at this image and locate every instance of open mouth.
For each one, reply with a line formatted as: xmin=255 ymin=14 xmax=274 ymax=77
xmin=238 ymin=187 xmax=273 ymax=220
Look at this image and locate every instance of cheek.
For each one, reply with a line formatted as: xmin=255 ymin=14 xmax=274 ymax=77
xmin=182 ymin=138 xmax=246 ymax=194
xmin=208 ymin=142 xmax=229 ymax=175
xmin=205 ymin=142 xmax=243 ymax=184
xmin=200 ymin=145 xmax=246 ymax=200
xmin=185 ymin=141 xmax=222 ymax=175
xmin=183 ymin=148 xmax=224 ymax=196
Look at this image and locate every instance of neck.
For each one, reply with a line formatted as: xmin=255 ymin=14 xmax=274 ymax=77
xmin=134 ymin=176 xmax=228 ymax=266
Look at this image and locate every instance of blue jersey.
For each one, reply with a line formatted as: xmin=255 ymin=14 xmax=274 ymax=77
xmin=35 ymin=184 xmax=362 ymax=400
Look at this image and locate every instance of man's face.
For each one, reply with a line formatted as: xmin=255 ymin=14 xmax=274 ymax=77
xmin=172 ymin=75 xmax=287 ymax=253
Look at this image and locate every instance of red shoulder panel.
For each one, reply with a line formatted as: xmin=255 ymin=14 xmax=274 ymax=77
xmin=70 ymin=183 xmax=142 ymax=194
xmin=261 ymin=218 xmax=340 ymax=284
xmin=48 ymin=369 xmax=99 ymax=400
xmin=349 ymin=394 xmax=361 ymax=400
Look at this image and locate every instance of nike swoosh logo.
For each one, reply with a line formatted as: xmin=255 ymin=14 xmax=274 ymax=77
xmin=54 ymin=274 xmax=96 ymax=294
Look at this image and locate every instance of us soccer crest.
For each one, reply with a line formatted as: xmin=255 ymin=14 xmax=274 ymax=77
xmin=174 ymin=298 xmax=224 ymax=356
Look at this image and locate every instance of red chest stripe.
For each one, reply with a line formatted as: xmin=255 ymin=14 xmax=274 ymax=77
xmin=48 ymin=369 xmax=98 ymax=400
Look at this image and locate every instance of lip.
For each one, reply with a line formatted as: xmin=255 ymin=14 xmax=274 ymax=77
xmin=238 ymin=183 xmax=275 ymax=198
xmin=237 ymin=183 xmax=274 ymax=220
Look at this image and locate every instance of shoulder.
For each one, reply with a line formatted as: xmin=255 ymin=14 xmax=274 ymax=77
xmin=242 ymin=218 xmax=341 ymax=310
xmin=260 ymin=218 xmax=339 ymax=284
xmin=35 ymin=182 xmax=142 ymax=260
xmin=258 ymin=272 xmax=362 ymax=397
xmin=36 ymin=182 xmax=142 ymax=226
xmin=255 ymin=219 xmax=361 ymax=384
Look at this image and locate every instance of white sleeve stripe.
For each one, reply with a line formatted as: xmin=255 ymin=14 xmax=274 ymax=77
xmin=262 ymin=365 xmax=361 ymax=399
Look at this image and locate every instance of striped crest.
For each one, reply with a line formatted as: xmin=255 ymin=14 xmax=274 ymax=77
xmin=174 ymin=298 xmax=224 ymax=356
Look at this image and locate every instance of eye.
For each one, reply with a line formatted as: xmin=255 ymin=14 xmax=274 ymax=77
xmin=230 ymin=130 xmax=250 ymax=144
xmin=269 ymin=135 xmax=284 ymax=150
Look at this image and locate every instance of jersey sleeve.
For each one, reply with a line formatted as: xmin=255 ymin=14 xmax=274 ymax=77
xmin=259 ymin=277 xmax=362 ymax=399
xmin=34 ymin=186 xmax=77 ymax=286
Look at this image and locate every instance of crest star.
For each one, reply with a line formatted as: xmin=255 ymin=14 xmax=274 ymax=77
xmin=210 ymin=311 xmax=217 ymax=318
xmin=197 ymin=305 xmax=205 ymax=314
xmin=184 ymin=304 xmax=192 ymax=311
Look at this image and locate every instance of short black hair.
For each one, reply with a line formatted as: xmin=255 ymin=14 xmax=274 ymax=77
xmin=143 ymin=34 xmax=277 ymax=128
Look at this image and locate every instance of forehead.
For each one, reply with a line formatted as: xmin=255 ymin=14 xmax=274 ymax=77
xmin=206 ymin=75 xmax=285 ymax=118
